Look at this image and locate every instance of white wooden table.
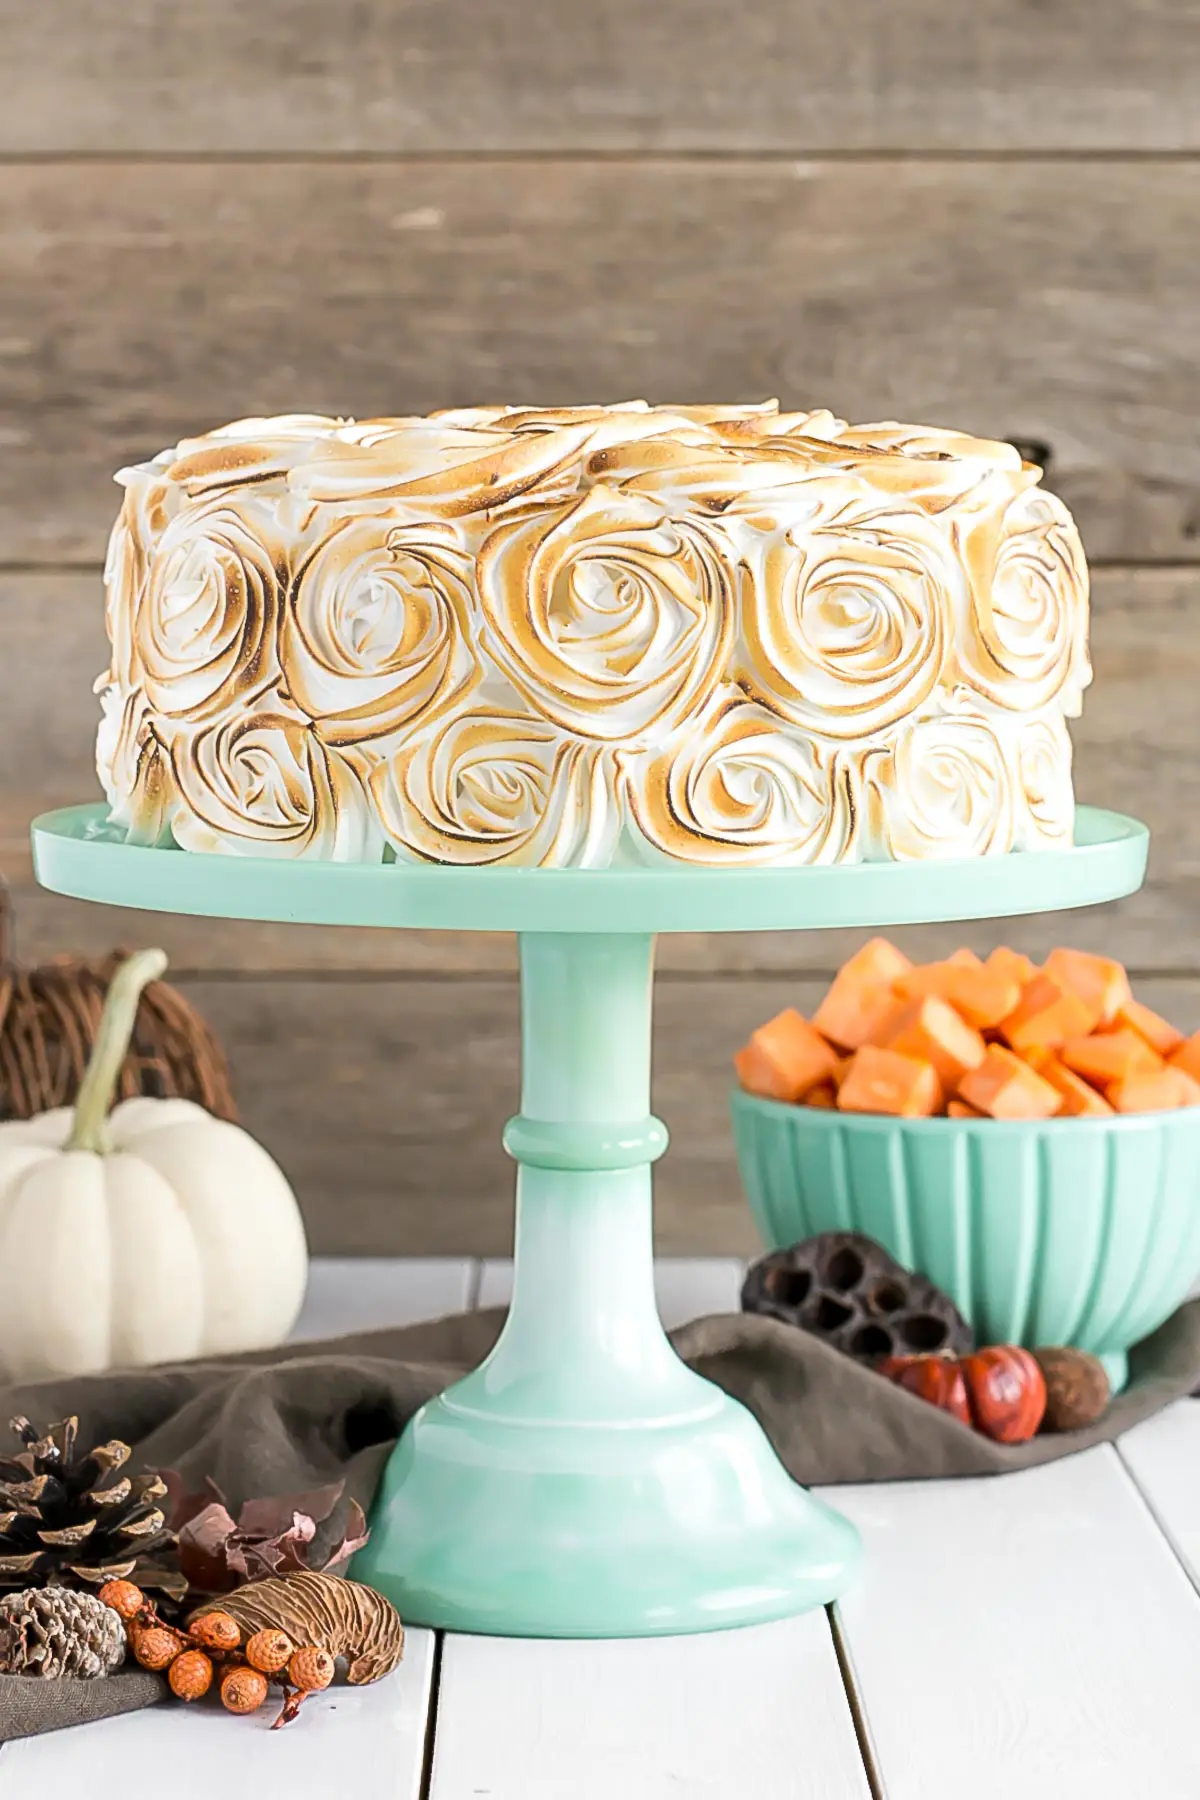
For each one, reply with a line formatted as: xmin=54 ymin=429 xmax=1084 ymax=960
xmin=4 ymin=1257 xmax=1200 ymax=1798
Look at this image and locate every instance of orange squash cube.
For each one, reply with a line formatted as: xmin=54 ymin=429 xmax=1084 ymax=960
xmin=884 ymin=995 xmax=987 ymax=1094
xmin=1060 ymin=1028 xmax=1163 ymax=1088
xmin=1109 ymin=1066 xmax=1200 ymax=1114
xmin=1112 ymin=999 xmax=1185 ymax=1059
xmin=948 ymin=1098 xmax=985 ymax=1119
xmin=735 ymin=1009 xmax=839 ymax=1103
xmin=804 ymin=1082 xmax=838 ymax=1109
xmin=1169 ymin=1031 xmax=1200 ymax=1085
xmin=837 ymin=1046 xmax=942 ymax=1118
xmin=957 ymin=1045 xmax=1063 ymax=1120
xmin=997 ymin=974 xmax=1099 ymax=1055
xmin=1042 ymin=948 xmax=1132 ymax=1026
xmin=1027 ymin=1051 xmax=1114 ymax=1117
xmin=812 ymin=937 xmax=913 ymax=1051
xmin=985 ymin=946 xmax=1038 ymax=987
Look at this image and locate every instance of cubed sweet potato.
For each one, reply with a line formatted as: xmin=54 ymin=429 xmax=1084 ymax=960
xmin=734 ymin=1009 xmax=839 ymax=1103
xmin=837 ymin=1046 xmax=942 ymax=1118
xmin=1113 ymin=999 xmax=1186 ymax=1059
xmin=1060 ymin=1028 xmax=1163 ymax=1088
xmin=1043 ymin=948 xmax=1132 ymax=1026
xmin=957 ymin=1045 xmax=1063 ymax=1120
xmin=813 ymin=937 xmax=913 ymax=1050
xmin=997 ymin=974 xmax=1099 ymax=1054
xmin=1027 ymin=1051 xmax=1114 ymax=1116
xmin=1109 ymin=1066 xmax=1200 ymax=1113
xmin=884 ymin=994 xmax=987 ymax=1093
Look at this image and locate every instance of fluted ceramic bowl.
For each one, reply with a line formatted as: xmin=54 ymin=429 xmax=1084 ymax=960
xmin=730 ymin=1091 xmax=1200 ymax=1390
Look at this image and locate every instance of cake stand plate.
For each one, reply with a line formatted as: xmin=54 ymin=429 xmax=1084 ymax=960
xmin=32 ymin=803 xmax=1148 ymax=1638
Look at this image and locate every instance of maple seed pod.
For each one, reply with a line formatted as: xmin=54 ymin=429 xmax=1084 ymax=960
xmin=132 ymin=1624 xmax=186 ymax=1673
xmin=190 ymin=1610 xmax=242 ymax=1653
xmin=288 ymin=1645 xmax=335 ymax=1692
xmin=245 ymin=1627 xmax=295 ymax=1676
xmin=169 ymin=1649 xmax=215 ymax=1701
xmin=221 ymin=1664 xmax=269 ymax=1715
xmin=98 ymin=1578 xmax=145 ymax=1622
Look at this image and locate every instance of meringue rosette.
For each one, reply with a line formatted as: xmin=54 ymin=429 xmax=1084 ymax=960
xmin=283 ymin=517 xmax=480 ymax=744
xmin=371 ymin=708 xmax=620 ymax=868
xmin=95 ymin=403 xmax=1090 ymax=868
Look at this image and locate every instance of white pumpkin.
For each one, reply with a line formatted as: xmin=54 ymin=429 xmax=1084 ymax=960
xmin=0 ymin=948 xmax=308 ymax=1381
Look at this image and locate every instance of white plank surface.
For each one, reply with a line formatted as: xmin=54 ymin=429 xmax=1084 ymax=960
xmin=290 ymin=1256 xmax=475 ymax=1342
xmin=832 ymin=1447 xmax=1200 ymax=1799
xmin=0 ymin=1629 xmax=436 ymax=1797
xmin=476 ymin=1256 xmax=746 ymax=1326
xmin=1118 ymin=1400 xmax=1200 ymax=1589
xmin=430 ymin=1613 xmax=870 ymax=1800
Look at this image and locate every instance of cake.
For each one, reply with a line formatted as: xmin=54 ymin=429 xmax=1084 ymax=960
xmin=95 ymin=402 xmax=1090 ymax=868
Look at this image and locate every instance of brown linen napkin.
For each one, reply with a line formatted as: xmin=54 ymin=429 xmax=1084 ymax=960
xmin=4 ymin=1299 xmax=1199 ymax=1741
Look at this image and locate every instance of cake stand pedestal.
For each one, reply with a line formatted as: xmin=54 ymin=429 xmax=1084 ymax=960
xmin=32 ymin=802 xmax=1148 ymax=1638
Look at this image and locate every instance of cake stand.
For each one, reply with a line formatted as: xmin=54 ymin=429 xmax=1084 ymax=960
xmin=32 ymin=801 xmax=1148 ymax=1638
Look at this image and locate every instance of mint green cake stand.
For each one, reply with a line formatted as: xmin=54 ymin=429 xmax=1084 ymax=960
xmin=32 ymin=801 xmax=1147 ymax=1638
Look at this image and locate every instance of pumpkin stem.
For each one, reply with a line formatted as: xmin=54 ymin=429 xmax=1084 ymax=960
xmin=65 ymin=949 xmax=169 ymax=1155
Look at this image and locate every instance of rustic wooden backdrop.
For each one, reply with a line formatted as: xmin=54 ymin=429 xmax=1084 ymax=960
xmin=3 ymin=3 xmax=1199 ymax=1256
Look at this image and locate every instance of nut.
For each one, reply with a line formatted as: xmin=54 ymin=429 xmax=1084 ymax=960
xmin=131 ymin=1624 xmax=186 ymax=1672
xmin=189 ymin=1609 xmax=241 ymax=1653
xmin=98 ymin=1578 xmax=145 ymax=1622
xmin=221 ymin=1664 xmax=270 ymax=1714
xmin=288 ymin=1645 xmax=335 ymax=1692
xmin=245 ymin=1627 xmax=295 ymax=1675
xmin=1033 ymin=1347 xmax=1111 ymax=1432
xmin=169 ymin=1648 xmax=214 ymax=1701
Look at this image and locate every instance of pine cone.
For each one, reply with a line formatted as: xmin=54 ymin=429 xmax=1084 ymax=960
xmin=0 ymin=1416 xmax=184 ymax=1601
xmin=0 ymin=1586 xmax=126 ymax=1678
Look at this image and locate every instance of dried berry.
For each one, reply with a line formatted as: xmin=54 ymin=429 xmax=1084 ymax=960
xmin=189 ymin=1609 xmax=241 ymax=1653
xmin=1033 ymin=1347 xmax=1111 ymax=1432
xmin=221 ymin=1663 xmax=269 ymax=1715
xmin=880 ymin=1353 xmax=972 ymax=1425
xmin=169 ymin=1648 xmax=214 ymax=1701
xmin=961 ymin=1347 xmax=1046 ymax=1443
xmin=131 ymin=1623 xmax=186 ymax=1672
xmin=98 ymin=1578 xmax=145 ymax=1622
xmin=289 ymin=1645 xmax=335 ymax=1692
xmin=194 ymin=1571 xmax=403 ymax=1686
xmin=244 ymin=1627 xmax=294 ymax=1675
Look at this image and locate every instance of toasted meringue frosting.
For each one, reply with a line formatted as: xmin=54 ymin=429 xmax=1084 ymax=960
xmin=96 ymin=402 xmax=1089 ymax=866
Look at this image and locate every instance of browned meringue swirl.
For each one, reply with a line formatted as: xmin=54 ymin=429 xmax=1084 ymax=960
xmin=171 ymin=710 xmax=380 ymax=860
xmin=864 ymin=712 xmax=1015 ymax=859
xmin=740 ymin=491 xmax=959 ymax=739
xmin=623 ymin=688 xmax=858 ymax=866
xmin=955 ymin=488 xmax=1091 ymax=715
xmin=371 ymin=707 xmax=620 ymax=867
xmin=95 ymin=683 xmax=176 ymax=846
xmin=137 ymin=499 xmax=282 ymax=721
xmin=283 ymin=517 xmax=480 ymax=745
xmin=477 ymin=486 xmax=735 ymax=743
xmin=1015 ymin=713 xmax=1075 ymax=848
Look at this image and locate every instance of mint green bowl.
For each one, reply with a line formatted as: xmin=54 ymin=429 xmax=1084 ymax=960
xmin=731 ymin=1092 xmax=1200 ymax=1386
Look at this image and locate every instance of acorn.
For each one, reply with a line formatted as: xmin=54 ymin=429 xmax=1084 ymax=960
xmin=221 ymin=1663 xmax=270 ymax=1715
xmin=98 ymin=1578 xmax=145 ymax=1622
xmin=131 ymin=1624 xmax=186 ymax=1672
xmin=189 ymin=1609 xmax=241 ymax=1653
xmin=1033 ymin=1347 xmax=1111 ymax=1432
xmin=169 ymin=1649 xmax=214 ymax=1701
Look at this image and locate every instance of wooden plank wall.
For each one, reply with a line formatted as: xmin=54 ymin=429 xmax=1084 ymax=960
xmin=2 ymin=3 xmax=1199 ymax=1255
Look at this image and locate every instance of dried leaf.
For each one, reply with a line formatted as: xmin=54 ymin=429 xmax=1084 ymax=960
xmin=326 ymin=1501 xmax=370 ymax=1571
xmin=236 ymin=1484 xmax=344 ymax=1539
xmin=161 ymin=1472 xmax=368 ymax=1596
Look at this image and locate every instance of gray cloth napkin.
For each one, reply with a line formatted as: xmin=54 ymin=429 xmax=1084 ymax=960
xmin=4 ymin=1299 xmax=1198 ymax=1741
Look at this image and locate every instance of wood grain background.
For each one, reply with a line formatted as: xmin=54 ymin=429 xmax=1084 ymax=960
xmin=2 ymin=3 xmax=1198 ymax=1254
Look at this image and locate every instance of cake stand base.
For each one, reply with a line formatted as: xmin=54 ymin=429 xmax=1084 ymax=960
xmin=356 ymin=1369 xmax=859 ymax=1638
xmin=352 ymin=930 xmax=860 ymax=1636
